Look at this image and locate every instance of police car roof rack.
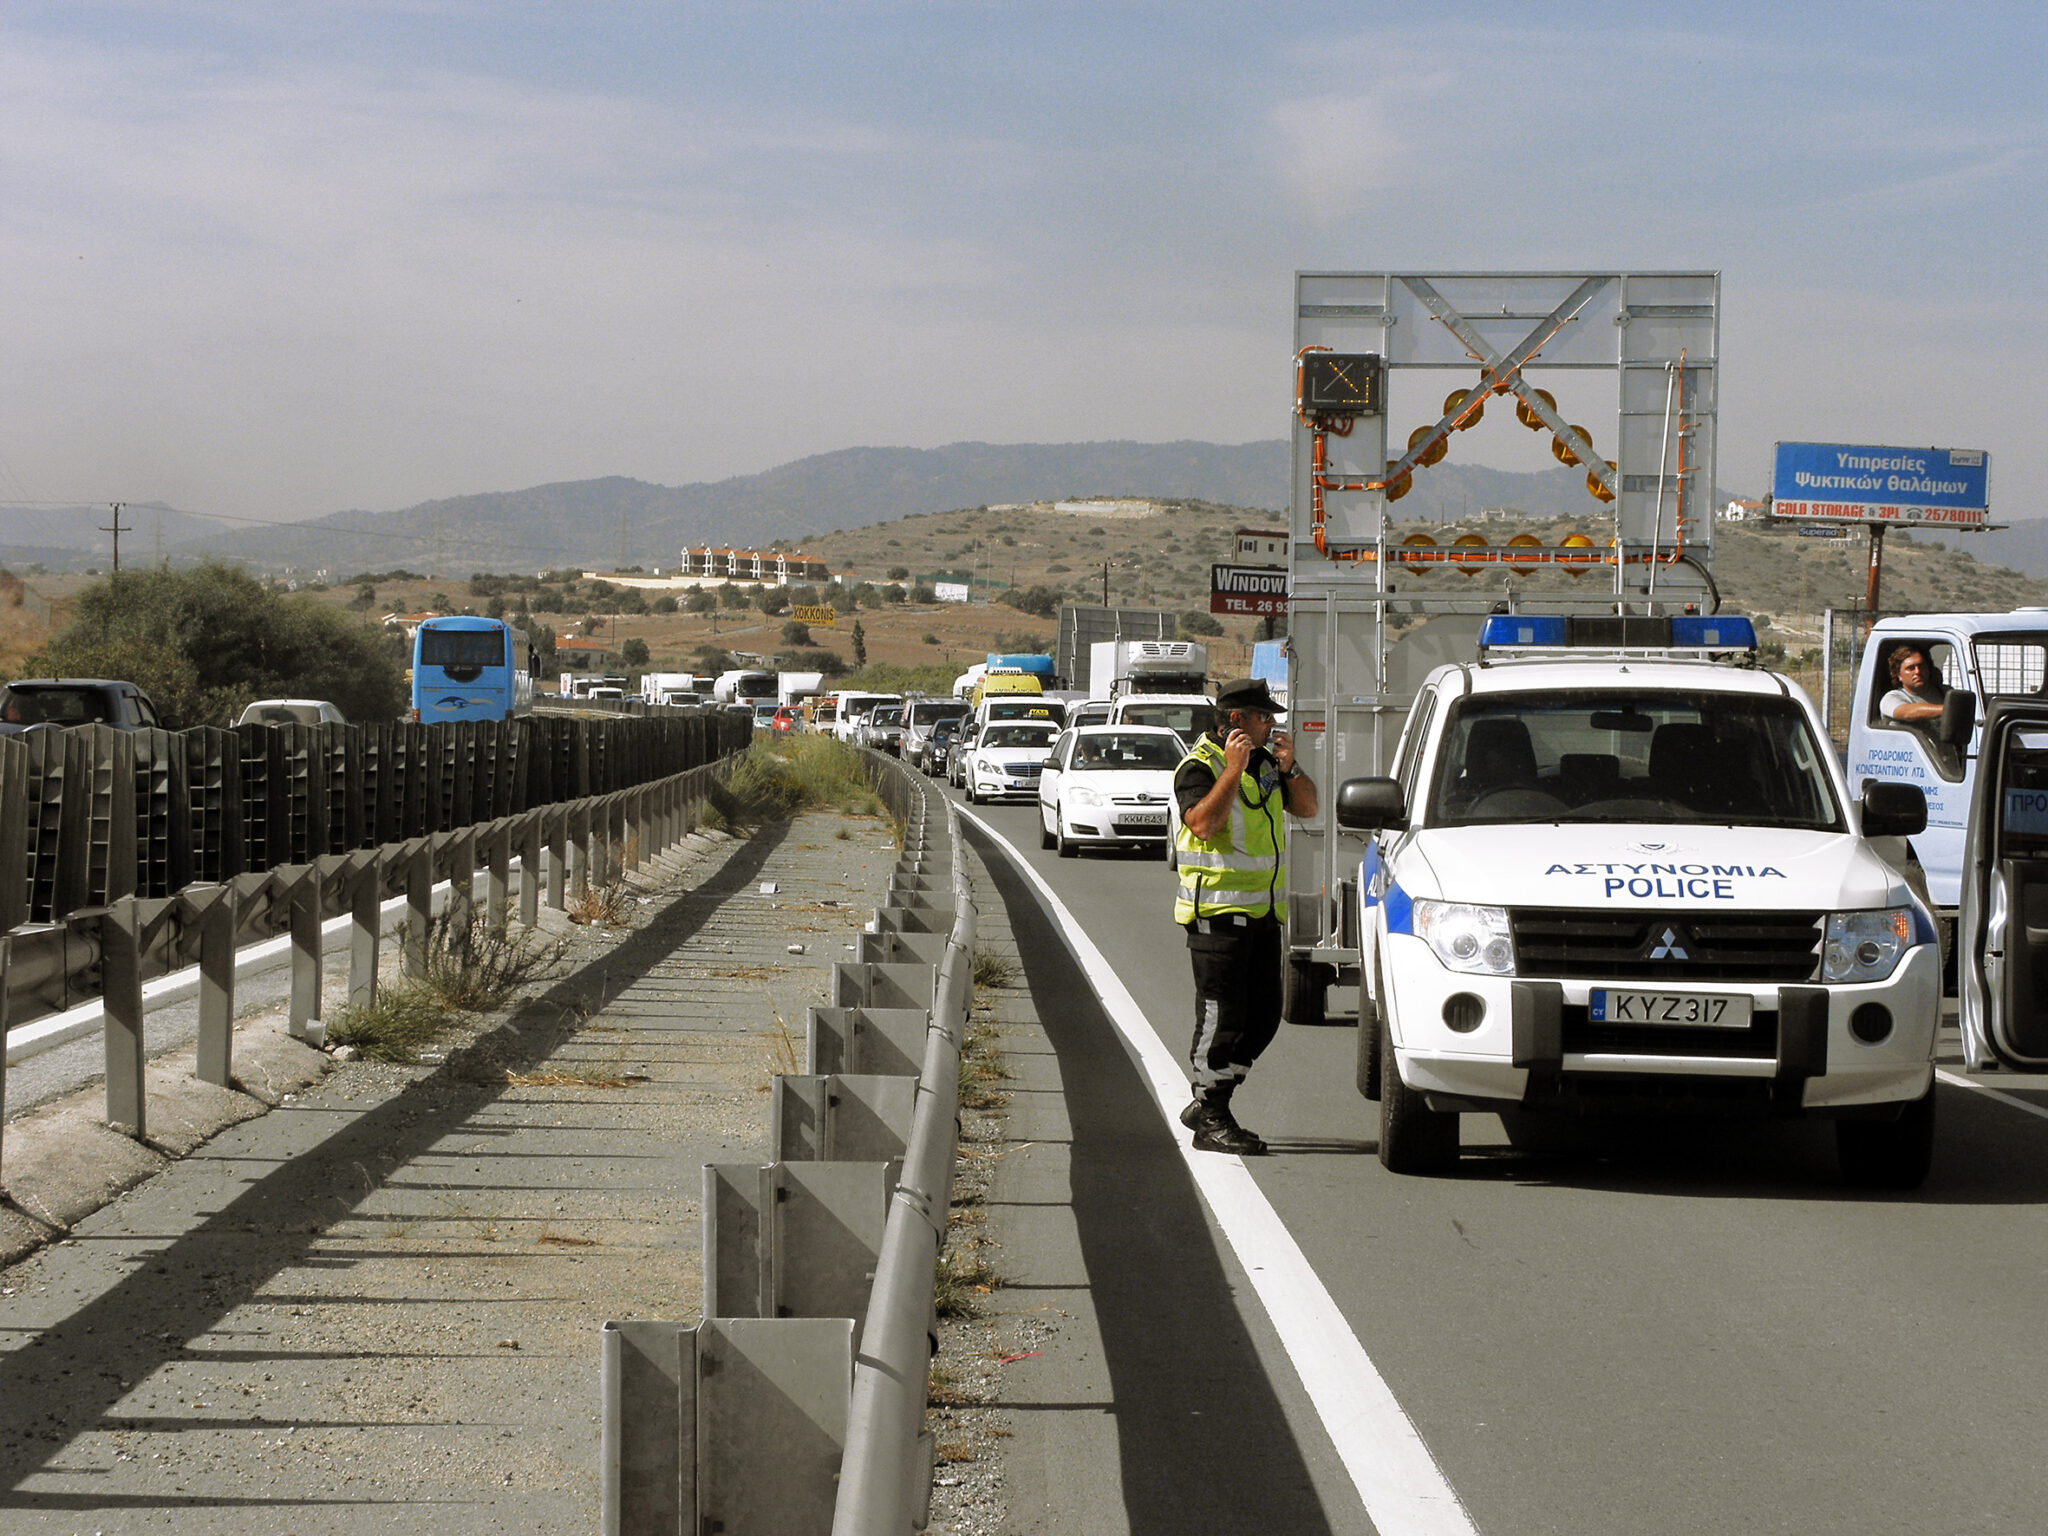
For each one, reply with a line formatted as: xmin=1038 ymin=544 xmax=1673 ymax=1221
xmin=1475 ymin=612 xmax=1759 ymax=666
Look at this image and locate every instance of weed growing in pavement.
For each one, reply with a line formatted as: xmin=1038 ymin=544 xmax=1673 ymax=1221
xmin=423 ymin=908 xmax=569 ymax=1009
xmin=958 ymin=1020 xmax=1009 ymax=1113
xmin=568 ymin=873 xmax=634 ymax=926
xmin=933 ymin=1243 xmax=1002 ymax=1320
xmin=705 ymin=735 xmax=889 ymax=830
xmin=326 ymin=979 xmax=457 ymax=1063
xmin=970 ymin=950 xmax=1017 ymax=991
xmin=761 ymin=1014 xmax=803 ymax=1078
xmin=329 ymin=909 xmax=567 ymax=1062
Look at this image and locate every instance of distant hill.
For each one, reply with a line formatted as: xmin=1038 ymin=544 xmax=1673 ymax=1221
xmin=1927 ymin=519 xmax=2048 ymax=582
xmin=0 ymin=441 xmax=1774 ymax=578
xmin=160 ymin=442 xmax=1295 ymax=576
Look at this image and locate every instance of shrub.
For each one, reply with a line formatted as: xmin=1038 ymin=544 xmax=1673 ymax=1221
xmin=32 ymin=562 xmax=407 ymax=728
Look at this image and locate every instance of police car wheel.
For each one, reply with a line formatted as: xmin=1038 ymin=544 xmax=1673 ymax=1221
xmin=1836 ymin=1086 xmax=1936 ymax=1190
xmin=1378 ymin=1023 xmax=1458 ymax=1174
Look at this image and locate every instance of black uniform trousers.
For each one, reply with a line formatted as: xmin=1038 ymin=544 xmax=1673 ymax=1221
xmin=1183 ymin=911 xmax=1284 ymax=1095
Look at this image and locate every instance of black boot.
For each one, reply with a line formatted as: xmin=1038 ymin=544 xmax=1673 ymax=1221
xmin=1180 ymin=1091 xmax=1267 ymax=1155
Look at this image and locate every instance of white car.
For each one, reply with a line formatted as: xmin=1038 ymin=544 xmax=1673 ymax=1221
xmin=235 ymin=698 xmax=347 ymax=726
xmin=962 ymin=721 xmax=1060 ymax=804
xmin=1037 ymin=725 xmax=1185 ymax=857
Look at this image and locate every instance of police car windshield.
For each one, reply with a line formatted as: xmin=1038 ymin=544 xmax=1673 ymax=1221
xmin=1428 ymin=691 xmax=1843 ymax=830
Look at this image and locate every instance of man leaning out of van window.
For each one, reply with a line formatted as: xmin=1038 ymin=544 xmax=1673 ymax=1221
xmin=1880 ymin=646 xmax=1948 ymax=723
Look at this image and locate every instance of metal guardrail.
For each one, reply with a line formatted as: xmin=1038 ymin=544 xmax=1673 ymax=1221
xmin=601 ymin=749 xmax=976 ymax=1534
xmin=0 ymin=714 xmax=751 ymax=1157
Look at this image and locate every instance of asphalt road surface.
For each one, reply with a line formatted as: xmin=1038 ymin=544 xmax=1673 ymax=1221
xmin=950 ymin=779 xmax=2048 ymax=1536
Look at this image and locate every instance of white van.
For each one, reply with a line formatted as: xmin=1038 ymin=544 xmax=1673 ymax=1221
xmin=1843 ymin=609 xmax=2041 ymax=913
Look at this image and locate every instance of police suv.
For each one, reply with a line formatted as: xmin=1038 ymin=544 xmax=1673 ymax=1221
xmin=1340 ymin=613 xmax=1942 ymax=1187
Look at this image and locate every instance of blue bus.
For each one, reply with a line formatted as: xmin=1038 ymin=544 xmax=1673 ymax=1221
xmin=410 ymin=616 xmax=536 ymax=723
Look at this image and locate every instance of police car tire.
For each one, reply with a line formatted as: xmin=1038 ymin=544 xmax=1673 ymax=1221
xmin=1379 ymin=1023 xmax=1458 ymax=1174
xmin=1836 ymin=1085 xmax=1936 ymax=1190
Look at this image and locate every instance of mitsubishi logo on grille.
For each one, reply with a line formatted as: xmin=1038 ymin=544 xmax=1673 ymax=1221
xmin=1648 ymin=926 xmax=1691 ymax=961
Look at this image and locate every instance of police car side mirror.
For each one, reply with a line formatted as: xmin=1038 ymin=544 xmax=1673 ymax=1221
xmin=1336 ymin=776 xmax=1407 ymax=831
xmin=1861 ymin=780 xmax=1928 ymax=838
xmin=1938 ymin=689 xmax=1976 ymax=748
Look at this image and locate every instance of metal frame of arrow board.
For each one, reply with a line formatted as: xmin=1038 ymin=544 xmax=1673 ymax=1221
xmin=1284 ymin=270 xmax=1721 ymax=990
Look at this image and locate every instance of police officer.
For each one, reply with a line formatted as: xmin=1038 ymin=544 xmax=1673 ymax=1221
xmin=1172 ymin=677 xmax=1318 ymax=1153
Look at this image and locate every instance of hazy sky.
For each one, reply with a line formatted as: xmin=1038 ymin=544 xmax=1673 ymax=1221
xmin=2 ymin=1 xmax=2043 ymax=523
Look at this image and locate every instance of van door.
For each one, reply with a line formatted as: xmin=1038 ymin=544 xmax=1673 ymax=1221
xmin=1958 ymin=701 xmax=2048 ymax=1070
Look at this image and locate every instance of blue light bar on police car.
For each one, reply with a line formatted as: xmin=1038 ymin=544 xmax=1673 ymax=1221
xmin=1477 ymin=615 xmax=1567 ymax=648
xmin=1669 ymin=615 xmax=1757 ymax=650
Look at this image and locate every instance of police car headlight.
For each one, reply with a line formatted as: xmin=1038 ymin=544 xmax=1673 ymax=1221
xmin=1413 ymin=900 xmax=1516 ymax=976
xmin=1822 ymin=907 xmax=1913 ymax=983
xmin=1069 ymin=786 xmax=1105 ymax=807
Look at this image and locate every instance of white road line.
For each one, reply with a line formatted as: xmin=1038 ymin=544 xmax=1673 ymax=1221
xmin=1936 ymin=1067 xmax=2048 ymax=1122
xmin=963 ymin=808 xmax=1479 ymax=1536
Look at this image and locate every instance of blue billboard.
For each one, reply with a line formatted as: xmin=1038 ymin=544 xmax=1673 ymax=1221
xmin=1771 ymin=441 xmax=1989 ymax=527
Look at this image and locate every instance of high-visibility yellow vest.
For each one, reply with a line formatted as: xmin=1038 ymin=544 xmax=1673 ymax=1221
xmin=1173 ymin=734 xmax=1287 ymax=924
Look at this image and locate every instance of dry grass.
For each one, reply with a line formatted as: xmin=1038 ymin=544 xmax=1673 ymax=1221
xmin=971 ymin=951 xmax=1017 ymax=990
xmin=958 ymin=1021 xmax=1009 ymax=1113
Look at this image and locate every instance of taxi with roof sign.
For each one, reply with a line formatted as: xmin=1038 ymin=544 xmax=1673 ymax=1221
xmin=1337 ymin=612 xmax=1943 ymax=1187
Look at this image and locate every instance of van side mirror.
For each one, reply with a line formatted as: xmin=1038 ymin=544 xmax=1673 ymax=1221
xmin=1861 ymin=779 xmax=1928 ymax=838
xmin=1939 ymin=689 xmax=1977 ymax=747
xmin=1336 ymin=776 xmax=1408 ymax=831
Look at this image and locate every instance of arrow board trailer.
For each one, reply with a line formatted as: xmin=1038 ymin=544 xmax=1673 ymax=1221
xmin=1283 ymin=271 xmax=1722 ymax=1024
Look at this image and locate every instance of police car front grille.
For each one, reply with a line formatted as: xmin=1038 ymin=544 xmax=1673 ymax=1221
xmin=1509 ymin=909 xmax=1822 ymax=982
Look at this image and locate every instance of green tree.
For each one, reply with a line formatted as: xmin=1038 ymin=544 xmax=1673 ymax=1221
xmin=621 ymin=637 xmax=651 ymax=667
xmin=32 ymin=562 xmax=407 ymax=727
xmin=1001 ymin=584 xmax=1062 ymax=619
xmin=851 ymin=620 xmax=867 ymax=669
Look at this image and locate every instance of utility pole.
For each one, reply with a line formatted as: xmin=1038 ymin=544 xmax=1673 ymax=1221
xmin=100 ymin=503 xmax=128 ymax=572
